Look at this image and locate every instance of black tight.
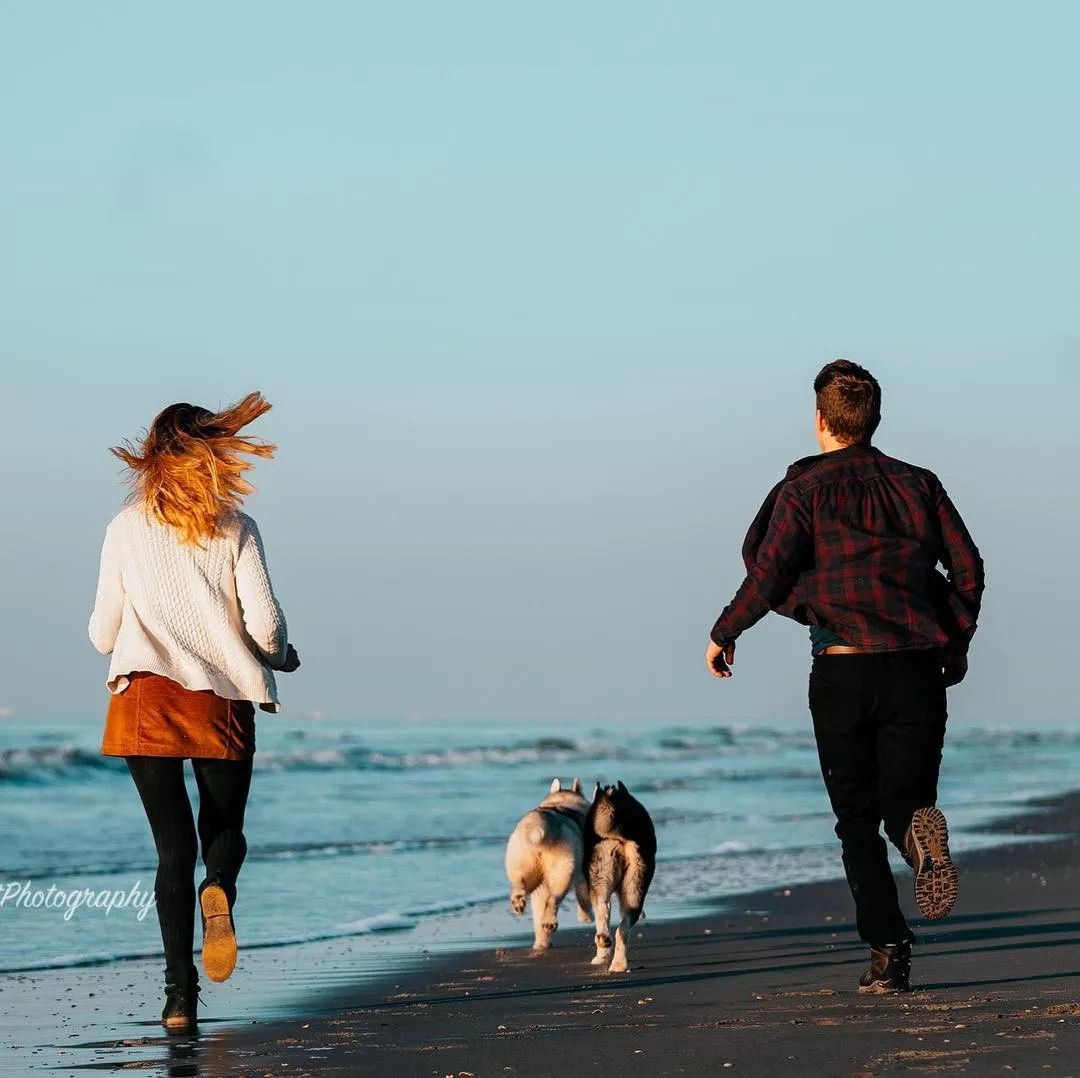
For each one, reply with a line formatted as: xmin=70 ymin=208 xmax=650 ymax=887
xmin=126 ymin=756 xmax=253 ymax=978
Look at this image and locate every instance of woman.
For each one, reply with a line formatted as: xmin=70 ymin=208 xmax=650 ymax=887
xmin=89 ymin=392 xmax=299 ymax=1034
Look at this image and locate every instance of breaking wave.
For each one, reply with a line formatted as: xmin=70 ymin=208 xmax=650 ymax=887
xmin=5 ymin=726 xmax=1077 ymax=785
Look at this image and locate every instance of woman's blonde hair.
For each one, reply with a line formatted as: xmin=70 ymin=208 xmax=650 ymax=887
xmin=111 ymin=392 xmax=276 ymax=544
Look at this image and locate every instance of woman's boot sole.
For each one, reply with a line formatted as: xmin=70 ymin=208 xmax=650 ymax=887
xmin=910 ymin=807 xmax=958 ymax=920
xmin=162 ymin=1014 xmax=195 ymax=1034
xmin=200 ymin=885 xmax=237 ymax=983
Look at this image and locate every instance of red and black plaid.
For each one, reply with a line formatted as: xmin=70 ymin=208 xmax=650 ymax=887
xmin=711 ymin=444 xmax=985 ymax=653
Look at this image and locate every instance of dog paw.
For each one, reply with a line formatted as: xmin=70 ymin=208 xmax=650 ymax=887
xmin=608 ymin=958 xmax=629 ymax=973
xmin=591 ymin=952 xmax=610 ymax=966
xmin=542 ymin=922 xmax=557 ymax=935
xmin=510 ymin=895 xmax=526 ymax=915
xmin=530 ymin=946 xmax=550 ymax=958
xmin=576 ymin=907 xmax=592 ymax=923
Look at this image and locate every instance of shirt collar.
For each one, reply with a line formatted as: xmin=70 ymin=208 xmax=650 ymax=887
xmin=785 ymin=442 xmax=878 ymax=479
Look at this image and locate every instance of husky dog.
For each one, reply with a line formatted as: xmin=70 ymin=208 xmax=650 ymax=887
xmin=505 ymin=778 xmax=593 ymax=953
xmin=584 ymin=781 xmax=657 ymax=973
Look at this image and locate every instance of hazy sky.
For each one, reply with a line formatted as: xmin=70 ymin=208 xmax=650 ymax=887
xmin=2 ymin=3 xmax=1077 ymax=725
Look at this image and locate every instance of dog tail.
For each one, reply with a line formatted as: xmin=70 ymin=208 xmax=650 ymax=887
xmin=619 ymin=843 xmax=652 ymax=928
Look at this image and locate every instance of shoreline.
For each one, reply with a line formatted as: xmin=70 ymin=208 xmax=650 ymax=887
xmin=3 ymin=719 xmax=1071 ymax=981
xmin=12 ymin=790 xmax=1078 ymax=1075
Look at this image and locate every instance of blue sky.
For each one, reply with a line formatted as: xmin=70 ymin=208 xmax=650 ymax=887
xmin=2 ymin=2 xmax=1077 ymax=724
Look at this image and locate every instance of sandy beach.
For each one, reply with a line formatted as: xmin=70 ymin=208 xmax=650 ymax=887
xmin=7 ymin=790 xmax=1077 ymax=1076
xmin=219 ymin=791 xmax=1080 ymax=1076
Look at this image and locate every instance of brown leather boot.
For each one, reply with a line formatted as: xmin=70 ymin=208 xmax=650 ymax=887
xmin=906 ymin=806 xmax=959 ymax=921
xmin=858 ymin=940 xmax=912 ymax=994
xmin=199 ymin=883 xmax=238 ymax=983
xmin=161 ymin=963 xmax=200 ymax=1033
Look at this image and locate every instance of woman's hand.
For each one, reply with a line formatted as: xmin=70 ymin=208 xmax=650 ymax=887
xmin=277 ymin=644 xmax=301 ymax=673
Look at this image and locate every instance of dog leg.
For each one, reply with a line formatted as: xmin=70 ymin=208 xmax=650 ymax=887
xmin=530 ymin=887 xmax=553 ymax=954
xmin=609 ymin=897 xmax=632 ymax=973
xmin=590 ymin=882 xmax=613 ymax=966
xmin=610 ymin=855 xmax=646 ymax=973
xmin=509 ymin=881 xmax=527 ymax=916
xmin=541 ymin=889 xmax=559 ymax=944
xmin=575 ymin=877 xmax=592 ymax=924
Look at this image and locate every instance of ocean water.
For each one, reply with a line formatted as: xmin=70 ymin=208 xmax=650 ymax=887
xmin=1 ymin=717 xmax=1077 ymax=975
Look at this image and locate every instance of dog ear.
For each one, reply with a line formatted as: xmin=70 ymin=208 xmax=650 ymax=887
xmin=592 ymin=783 xmax=601 ymax=801
xmin=571 ymin=777 xmax=582 ymax=793
xmin=550 ymin=778 xmax=561 ymax=793
xmin=617 ymin=780 xmax=628 ymax=793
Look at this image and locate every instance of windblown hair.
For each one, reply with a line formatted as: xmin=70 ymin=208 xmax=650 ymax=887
xmin=111 ymin=392 xmax=275 ymax=545
xmin=814 ymin=360 xmax=882 ymax=445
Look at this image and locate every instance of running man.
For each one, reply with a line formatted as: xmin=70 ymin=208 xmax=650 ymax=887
xmin=706 ymin=360 xmax=984 ymax=993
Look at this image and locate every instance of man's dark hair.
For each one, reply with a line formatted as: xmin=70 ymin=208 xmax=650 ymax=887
xmin=813 ymin=360 xmax=881 ymax=445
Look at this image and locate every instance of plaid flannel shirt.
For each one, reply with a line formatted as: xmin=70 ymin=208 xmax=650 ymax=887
xmin=711 ymin=444 xmax=984 ymax=653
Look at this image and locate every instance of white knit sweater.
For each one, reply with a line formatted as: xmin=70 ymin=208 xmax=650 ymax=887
xmin=89 ymin=506 xmax=289 ymax=712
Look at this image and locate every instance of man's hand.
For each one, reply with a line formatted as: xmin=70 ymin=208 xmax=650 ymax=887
xmin=706 ymin=639 xmax=736 ymax=679
xmin=942 ymin=651 xmax=967 ymax=688
xmin=278 ymin=644 xmax=301 ymax=673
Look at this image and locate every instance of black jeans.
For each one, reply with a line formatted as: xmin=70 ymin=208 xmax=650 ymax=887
xmin=808 ymin=650 xmax=947 ymax=946
xmin=126 ymin=757 xmax=253 ymax=982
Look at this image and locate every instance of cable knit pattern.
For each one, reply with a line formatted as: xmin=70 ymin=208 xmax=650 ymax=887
xmin=89 ymin=507 xmax=288 ymax=712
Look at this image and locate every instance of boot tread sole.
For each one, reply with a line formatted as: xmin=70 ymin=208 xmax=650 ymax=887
xmin=200 ymin=885 xmax=237 ymax=983
xmin=910 ymin=807 xmax=958 ymax=921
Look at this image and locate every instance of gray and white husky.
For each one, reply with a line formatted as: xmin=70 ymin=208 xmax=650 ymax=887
xmin=504 ymin=778 xmax=593 ymax=954
xmin=584 ymin=781 xmax=657 ymax=973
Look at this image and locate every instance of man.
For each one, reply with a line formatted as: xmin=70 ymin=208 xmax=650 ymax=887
xmin=706 ymin=360 xmax=984 ymax=993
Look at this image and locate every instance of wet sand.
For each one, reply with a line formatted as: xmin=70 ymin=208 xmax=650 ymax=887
xmin=9 ymin=793 xmax=1080 ymax=1076
xmin=221 ymin=794 xmax=1080 ymax=1074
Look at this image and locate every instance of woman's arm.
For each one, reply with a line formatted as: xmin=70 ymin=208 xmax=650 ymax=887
xmin=235 ymin=516 xmax=289 ymax=669
xmin=88 ymin=523 xmax=125 ymax=655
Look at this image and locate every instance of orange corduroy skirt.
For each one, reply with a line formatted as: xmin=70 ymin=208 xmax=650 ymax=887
xmin=101 ymin=672 xmax=256 ymax=760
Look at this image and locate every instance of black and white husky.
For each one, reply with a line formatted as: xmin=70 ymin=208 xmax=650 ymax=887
xmin=504 ymin=778 xmax=593 ymax=954
xmin=584 ymin=781 xmax=657 ymax=973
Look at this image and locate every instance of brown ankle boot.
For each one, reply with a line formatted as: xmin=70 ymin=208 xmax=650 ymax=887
xmin=858 ymin=940 xmax=912 ymax=994
xmin=906 ymin=807 xmax=959 ymax=920
xmin=161 ymin=964 xmax=200 ymax=1033
xmin=199 ymin=883 xmax=238 ymax=983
